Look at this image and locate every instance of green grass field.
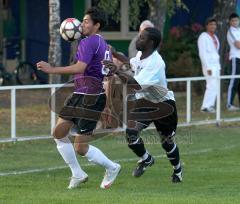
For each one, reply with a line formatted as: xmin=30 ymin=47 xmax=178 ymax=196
xmin=0 ymin=125 xmax=239 ymax=204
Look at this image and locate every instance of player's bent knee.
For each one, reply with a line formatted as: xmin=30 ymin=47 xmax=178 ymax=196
xmin=74 ymin=143 xmax=87 ymax=156
xmin=52 ymin=128 xmax=66 ymax=139
xmin=161 ymin=135 xmax=175 ymax=152
xmin=159 ymin=131 xmax=175 ymax=144
xmin=52 ymin=121 xmax=72 ymax=139
xmin=126 ymin=128 xmax=139 ymax=144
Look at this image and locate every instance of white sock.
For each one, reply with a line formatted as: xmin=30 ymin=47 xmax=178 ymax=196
xmin=173 ymin=162 xmax=181 ymax=171
xmin=85 ymin=145 xmax=117 ymax=170
xmin=55 ymin=137 xmax=85 ymax=178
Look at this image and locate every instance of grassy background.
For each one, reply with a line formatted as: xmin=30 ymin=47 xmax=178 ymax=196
xmin=0 ymin=125 xmax=239 ymax=204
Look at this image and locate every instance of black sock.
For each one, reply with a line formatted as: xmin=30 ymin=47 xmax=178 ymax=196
xmin=128 ymin=137 xmax=146 ymax=157
xmin=162 ymin=142 xmax=181 ymax=173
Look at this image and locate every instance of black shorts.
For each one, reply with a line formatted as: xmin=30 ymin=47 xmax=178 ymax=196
xmin=132 ymin=100 xmax=178 ymax=137
xmin=59 ymin=93 xmax=106 ymax=134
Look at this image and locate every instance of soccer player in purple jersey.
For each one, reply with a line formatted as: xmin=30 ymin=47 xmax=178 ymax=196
xmin=37 ymin=7 xmax=121 ymax=189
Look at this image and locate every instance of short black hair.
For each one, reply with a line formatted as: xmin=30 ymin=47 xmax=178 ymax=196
xmin=229 ymin=12 xmax=239 ymax=21
xmin=85 ymin=7 xmax=106 ymax=30
xmin=144 ymin=27 xmax=161 ymax=50
xmin=205 ymin=17 xmax=217 ymax=25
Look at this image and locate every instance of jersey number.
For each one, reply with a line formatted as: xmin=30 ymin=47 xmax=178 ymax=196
xmin=101 ymin=50 xmax=111 ymax=75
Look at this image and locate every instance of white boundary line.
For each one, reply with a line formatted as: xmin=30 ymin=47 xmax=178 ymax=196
xmin=0 ymin=144 xmax=237 ymax=177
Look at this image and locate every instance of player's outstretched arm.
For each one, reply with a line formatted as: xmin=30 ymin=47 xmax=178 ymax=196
xmin=102 ymin=60 xmax=138 ymax=85
xmin=109 ymin=45 xmax=129 ymax=63
xmin=36 ymin=61 xmax=87 ymax=74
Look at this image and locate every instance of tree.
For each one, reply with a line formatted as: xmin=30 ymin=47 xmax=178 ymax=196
xmin=214 ymin=0 xmax=236 ymax=72
xmin=0 ymin=1 xmax=4 ymax=67
xmin=48 ymin=0 xmax=61 ymax=84
xmin=148 ymin=0 xmax=167 ymax=31
xmin=98 ymin=0 xmax=186 ymax=34
xmin=148 ymin=0 xmax=187 ymax=32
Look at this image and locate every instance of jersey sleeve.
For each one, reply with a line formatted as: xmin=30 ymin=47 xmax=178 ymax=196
xmin=231 ymin=29 xmax=240 ymax=41
xmin=197 ymin=34 xmax=212 ymax=70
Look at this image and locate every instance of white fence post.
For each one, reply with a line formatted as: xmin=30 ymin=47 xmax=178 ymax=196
xmin=122 ymin=84 xmax=127 ymax=129
xmin=1 ymin=76 xmax=240 ymax=143
xmin=186 ymin=80 xmax=191 ymax=123
xmin=11 ymin=88 xmax=17 ymax=141
xmin=50 ymin=87 xmax=56 ymax=135
xmin=216 ymin=76 xmax=221 ymax=125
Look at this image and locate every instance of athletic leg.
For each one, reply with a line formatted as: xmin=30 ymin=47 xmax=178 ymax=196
xmin=155 ymin=100 xmax=182 ymax=183
xmin=227 ymin=58 xmax=238 ymax=108
xmin=201 ymin=76 xmax=217 ymax=110
xmin=73 ymin=133 xmax=121 ymax=189
xmin=160 ymin=133 xmax=182 ymax=182
xmin=126 ymin=120 xmax=154 ymax=177
xmin=53 ymin=117 xmax=88 ymax=189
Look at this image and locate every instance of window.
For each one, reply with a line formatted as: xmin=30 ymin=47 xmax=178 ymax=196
xmin=91 ymin=0 xmax=120 ymax=31
xmin=129 ymin=2 xmax=149 ymax=32
xmin=86 ymin=0 xmax=149 ymax=40
xmin=1 ymin=0 xmax=10 ymax=9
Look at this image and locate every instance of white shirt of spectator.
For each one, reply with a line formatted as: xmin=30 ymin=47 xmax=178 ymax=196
xmin=197 ymin=32 xmax=221 ymax=75
xmin=227 ymin=26 xmax=240 ymax=60
xmin=130 ymin=50 xmax=175 ymax=102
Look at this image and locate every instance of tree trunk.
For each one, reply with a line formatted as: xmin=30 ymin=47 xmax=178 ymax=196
xmin=148 ymin=0 xmax=167 ymax=33
xmin=48 ymin=0 xmax=61 ymax=84
xmin=0 ymin=1 xmax=4 ymax=66
xmin=214 ymin=0 xmax=236 ymax=73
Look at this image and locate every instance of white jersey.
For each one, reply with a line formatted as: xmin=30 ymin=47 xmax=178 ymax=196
xmin=197 ymin=32 xmax=221 ymax=75
xmin=130 ymin=50 xmax=175 ymax=102
xmin=227 ymin=26 xmax=240 ymax=60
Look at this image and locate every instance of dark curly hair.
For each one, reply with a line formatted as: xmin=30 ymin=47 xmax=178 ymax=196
xmin=229 ymin=12 xmax=239 ymax=21
xmin=144 ymin=27 xmax=162 ymax=50
xmin=85 ymin=7 xmax=106 ymax=30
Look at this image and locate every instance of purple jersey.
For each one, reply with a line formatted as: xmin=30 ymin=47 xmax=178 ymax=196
xmin=74 ymin=34 xmax=111 ymax=94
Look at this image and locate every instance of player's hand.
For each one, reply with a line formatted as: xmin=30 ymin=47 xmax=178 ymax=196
xmin=36 ymin=61 xmax=52 ymax=73
xmin=102 ymin=60 xmax=118 ymax=74
xmin=207 ymin=70 xmax=212 ymax=76
xmin=119 ymin=63 xmax=131 ymax=72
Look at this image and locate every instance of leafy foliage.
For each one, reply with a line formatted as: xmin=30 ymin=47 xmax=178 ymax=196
xmin=129 ymin=0 xmax=146 ymax=29
xmin=97 ymin=0 xmax=187 ymax=30
xmin=98 ymin=0 xmax=120 ymax=24
xmin=213 ymin=0 xmax=236 ymax=72
xmin=161 ymin=23 xmax=203 ymax=78
xmin=166 ymin=0 xmax=189 ymax=16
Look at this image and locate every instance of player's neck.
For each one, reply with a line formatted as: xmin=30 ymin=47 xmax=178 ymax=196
xmin=207 ymin=31 xmax=215 ymax=36
xmin=87 ymin=29 xmax=100 ymax=36
xmin=231 ymin=25 xmax=238 ymax=28
xmin=140 ymin=49 xmax=154 ymax=60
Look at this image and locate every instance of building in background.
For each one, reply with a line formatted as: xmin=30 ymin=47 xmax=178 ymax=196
xmin=1 ymin=0 xmax=215 ymax=74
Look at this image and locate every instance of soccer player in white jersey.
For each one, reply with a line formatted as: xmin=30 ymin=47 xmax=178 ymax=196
xmin=103 ymin=27 xmax=183 ymax=183
xmin=37 ymin=7 xmax=121 ymax=189
xmin=226 ymin=13 xmax=240 ymax=111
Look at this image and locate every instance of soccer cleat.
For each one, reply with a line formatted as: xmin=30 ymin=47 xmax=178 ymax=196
xmin=67 ymin=173 xmax=88 ymax=189
xmin=100 ymin=163 xmax=121 ymax=189
xmin=171 ymin=171 xmax=183 ymax=183
xmin=132 ymin=156 xmax=155 ymax=177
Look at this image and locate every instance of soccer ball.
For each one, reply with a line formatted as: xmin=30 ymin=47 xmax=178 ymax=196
xmin=60 ymin=18 xmax=82 ymax=42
